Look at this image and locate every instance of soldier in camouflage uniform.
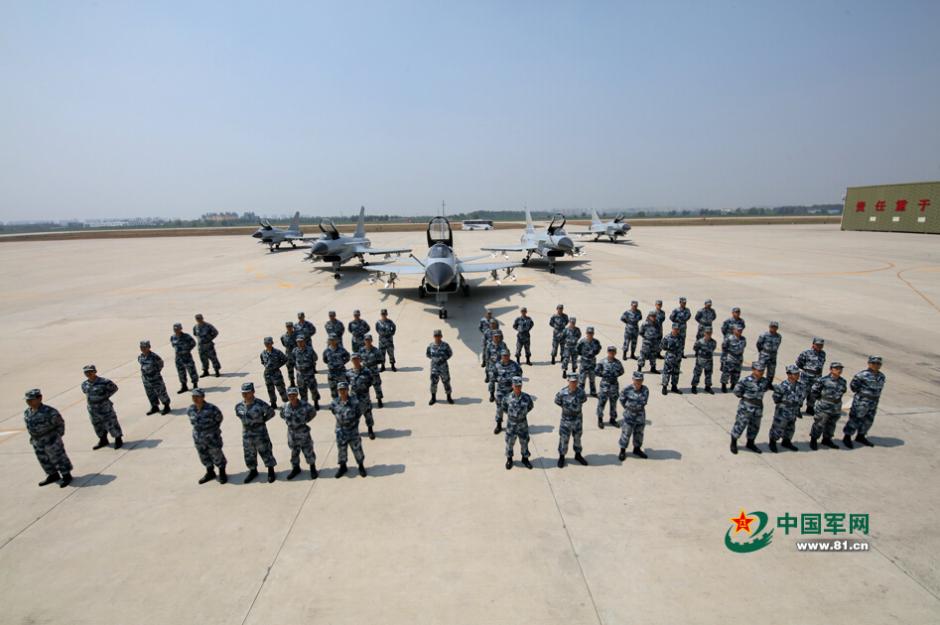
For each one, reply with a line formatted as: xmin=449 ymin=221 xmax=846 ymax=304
xmin=690 ymin=326 xmax=716 ymax=394
xmin=810 ymin=362 xmax=847 ymax=450
xmin=549 ymin=304 xmax=569 ymax=365
xmin=843 ymin=355 xmax=886 ymax=448
xmin=768 ymin=364 xmax=803 ymax=452
xmin=721 ymin=307 xmax=745 ymax=339
xmin=720 ymin=325 xmax=746 ymax=392
xmin=193 ymin=314 xmax=221 ymax=377
xmin=796 ymin=338 xmax=827 ymax=415
xmin=171 ymin=322 xmax=199 ymax=393
xmin=426 ymin=329 xmax=454 ymax=405
xmin=346 ymin=353 xmax=375 ymax=440
xmin=485 ymin=330 xmax=511 ymax=402
xmin=375 ymin=308 xmax=397 ymax=371
xmin=187 ymin=388 xmax=227 ymax=484
xmin=560 ymin=317 xmax=582 ymax=377
xmin=669 ymin=297 xmax=692 ymax=357
xmin=281 ymin=387 xmax=318 ymax=480
xmin=332 ymin=382 xmax=367 ymax=478
xmin=348 ymin=309 xmax=370 ymax=354
xmin=729 ymin=362 xmax=770 ymax=454
xmin=649 ymin=300 xmax=665 ymax=360
xmin=292 ymin=334 xmax=321 ymax=409
xmin=260 ymin=336 xmax=289 ymax=408
xmin=479 ymin=309 xmax=498 ymax=366
xmin=358 ymin=334 xmax=384 ymax=408
xmin=482 ymin=319 xmax=500 ymax=381
xmin=323 ymin=333 xmax=351 ymax=400
xmin=503 ymin=376 xmax=534 ymax=470
xmin=138 ymin=340 xmax=171 ymax=415
xmin=576 ymin=326 xmax=601 ymax=396
xmin=325 ymin=310 xmax=345 ymax=348
xmin=235 ymin=382 xmax=278 ymax=483
xmin=637 ymin=313 xmax=661 ymax=374
xmin=492 ymin=351 xmax=523 ymax=434
xmin=620 ymin=300 xmax=642 ymax=360
xmin=660 ymin=323 xmax=684 ymax=395
xmin=280 ymin=321 xmax=299 ymax=387
xmin=618 ymin=371 xmax=650 ymax=459
xmin=24 ymin=389 xmax=73 ymax=487
xmin=295 ymin=311 xmax=317 ymax=343
xmin=81 ymin=364 xmax=123 ymax=450
xmin=555 ymin=374 xmax=589 ymax=467
xmin=595 ymin=346 xmax=625 ymax=428
xmin=512 ymin=307 xmax=534 ymax=365
xmin=695 ymin=299 xmax=716 ymax=340
xmin=756 ymin=321 xmax=782 ymax=384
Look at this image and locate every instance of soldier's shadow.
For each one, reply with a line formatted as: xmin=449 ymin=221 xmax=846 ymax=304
xmin=74 ymin=473 xmax=117 ymax=487
xmin=528 ymin=424 xmax=555 ymax=434
xmin=389 ymin=366 xmax=423 ymax=373
xmin=198 ymin=386 xmax=231 ymax=393
xmin=125 ymin=439 xmax=162 ymax=450
xmin=381 ymin=400 xmax=416 ymax=409
xmin=861 ymin=436 xmax=904 ymax=448
xmin=220 ymin=372 xmax=249 ymax=378
xmin=580 ymin=453 xmax=622 ymax=466
xmin=372 ymin=428 xmax=412 ymax=439
xmin=451 ymin=397 xmax=483 ymax=405
xmin=316 ymin=463 xmax=406 ymax=478
xmin=643 ymin=448 xmax=682 ymax=460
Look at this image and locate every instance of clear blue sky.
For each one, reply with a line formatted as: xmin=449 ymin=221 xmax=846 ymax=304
xmin=2 ymin=1 xmax=938 ymax=220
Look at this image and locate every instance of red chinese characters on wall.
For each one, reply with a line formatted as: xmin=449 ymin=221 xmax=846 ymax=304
xmin=854 ymin=198 xmax=931 ymax=213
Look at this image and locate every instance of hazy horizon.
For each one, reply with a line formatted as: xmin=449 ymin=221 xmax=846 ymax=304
xmin=2 ymin=1 xmax=938 ymax=221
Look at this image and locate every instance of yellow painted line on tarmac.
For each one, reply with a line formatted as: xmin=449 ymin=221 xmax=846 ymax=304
xmin=896 ymin=265 xmax=940 ymax=314
xmin=0 ymin=429 xmax=24 ymax=444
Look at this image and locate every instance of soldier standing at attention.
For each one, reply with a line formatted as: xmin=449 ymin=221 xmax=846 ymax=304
xmin=82 ymin=364 xmax=123 ymax=450
xmin=260 ymin=336 xmax=289 ymax=409
xmin=561 ymin=317 xmax=582 ymax=378
xmin=492 ymin=351 xmax=523 ymax=434
xmin=549 ymin=304 xmax=569 ymax=365
xmin=651 ymin=300 xmax=665 ymax=360
xmin=193 ymin=314 xmax=221 ymax=377
xmin=348 ymin=309 xmax=370 ymax=354
xmin=796 ymin=338 xmax=827 ymax=415
xmin=690 ymin=326 xmax=716 ymax=394
xmin=843 ymin=356 xmax=886 ymax=448
xmin=323 ymin=334 xmax=351 ymax=400
xmin=756 ymin=321 xmax=782 ymax=384
xmin=721 ymin=307 xmax=745 ymax=339
xmin=479 ymin=309 xmax=498 ymax=366
xmin=295 ymin=311 xmax=316 ymax=344
xmin=595 ymin=346 xmax=625 ymax=429
xmin=669 ymin=297 xmax=692 ymax=357
xmin=375 ymin=308 xmax=397 ymax=371
xmin=24 ymin=389 xmax=73 ymax=487
xmin=332 ymin=382 xmax=367 ymax=478
xmin=187 ymin=388 xmax=227 ymax=484
xmin=512 ymin=307 xmax=534 ymax=365
xmin=482 ymin=319 xmax=499 ymax=382
xmin=695 ymin=299 xmax=716 ymax=340
xmin=171 ymin=322 xmax=199 ymax=393
xmin=346 ymin=353 xmax=375 ymax=440
xmin=660 ymin=323 xmax=684 ymax=395
xmin=292 ymin=334 xmax=320 ymax=409
xmin=618 ymin=371 xmax=649 ymax=460
xmin=138 ymin=340 xmax=171 ymax=415
xmin=576 ymin=326 xmax=601 ymax=396
xmin=325 ymin=310 xmax=345 ymax=348
xmin=280 ymin=321 xmax=299 ymax=387
xmin=358 ymin=334 xmax=385 ymax=408
xmin=810 ymin=362 xmax=847 ymax=450
xmin=555 ymin=373 xmax=589 ymax=468
xmin=637 ymin=312 xmax=661 ymax=374
xmin=730 ymin=362 xmax=770 ymax=454
xmin=485 ymin=330 xmax=511 ymax=402
xmin=503 ymin=376 xmax=534 ymax=470
xmin=426 ymin=329 xmax=454 ymax=405
xmin=620 ymin=300 xmax=642 ymax=360
xmin=768 ymin=364 xmax=803 ymax=452
xmin=235 ymin=382 xmax=277 ymax=483
xmin=720 ymin=325 xmax=746 ymax=393
xmin=280 ymin=387 xmax=318 ymax=480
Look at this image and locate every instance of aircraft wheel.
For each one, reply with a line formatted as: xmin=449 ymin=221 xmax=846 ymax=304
xmin=550 ymin=265 xmax=556 ymax=274
xmin=334 ymin=273 xmax=341 ymax=280
xmin=419 ymin=286 xmax=426 ymax=299
xmin=462 ymin=283 xmax=470 ymax=296
xmin=522 ymin=257 xmax=529 ymax=266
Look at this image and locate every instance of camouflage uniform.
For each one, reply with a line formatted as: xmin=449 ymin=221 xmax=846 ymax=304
xmin=595 ymin=357 xmax=625 ymax=420
xmin=485 ymin=339 xmax=511 ymax=397
xmin=637 ymin=319 xmax=660 ymax=371
xmin=756 ymin=329 xmax=782 ymax=382
xmin=691 ymin=336 xmax=717 ymax=388
xmin=619 ymin=384 xmax=649 ymax=448
xmin=280 ymin=328 xmax=299 ymax=386
xmin=481 ymin=324 xmax=499 ymax=380
xmin=292 ymin=343 xmax=321 ymax=404
xmin=561 ymin=324 xmax=582 ymax=374
xmin=171 ymin=332 xmax=199 ymax=387
xmin=426 ymin=341 xmax=453 ymax=395
xmin=503 ymin=391 xmax=535 ymax=459
xmin=660 ymin=333 xmax=683 ymax=389
xmin=796 ymin=346 xmax=827 ymax=412
xmin=548 ymin=311 xmax=569 ymax=361
xmin=375 ymin=317 xmax=397 ymax=366
xmin=325 ymin=318 xmax=345 ymax=346
xmin=81 ymin=376 xmax=123 ymax=439
xmin=235 ymin=399 xmax=277 ymax=469
xmin=187 ymin=401 xmax=226 ymax=470
xmin=323 ymin=344 xmax=351 ymax=399
xmin=669 ymin=305 xmax=692 ymax=355
xmin=731 ymin=374 xmax=770 ymax=440
xmin=810 ymin=373 xmax=847 ymax=441
xmin=260 ymin=347 xmax=289 ymax=404
xmin=512 ymin=314 xmax=535 ymax=360
xmin=651 ymin=307 xmax=665 ymax=358
xmin=349 ymin=318 xmax=370 ymax=354
xmin=695 ymin=305 xmax=717 ymax=339
xmin=295 ymin=319 xmax=317 ymax=342
xmin=346 ymin=366 xmax=375 ymax=428
xmin=280 ymin=400 xmax=317 ymax=467
xmin=554 ymin=386 xmax=588 ymax=455
xmin=493 ymin=358 xmax=523 ymax=425
xmin=720 ymin=334 xmax=746 ymax=387
xmin=358 ymin=344 xmax=385 ymax=402
xmin=575 ymin=335 xmax=601 ymax=394
xmin=620 ymin=308 xmax=642 ymax=357
xmin=479 ymin=315 xmax=498 ymax=355
xmin=721 ymin=316 xmax=745 ymax=339
xmin=332 ymin=395 xmax=364 ymax=464
xmin=769 ymin=378 xmax=804 ymax=443
xmin=844 ymin=367 xmax=886 ymax=438
xmin=193 ymin=322 xmax=221 ymax=374
xmin=138 ymin=350 xmax=170 ymax=408
xmin=25 ymin=403 xmax=73 ymax=475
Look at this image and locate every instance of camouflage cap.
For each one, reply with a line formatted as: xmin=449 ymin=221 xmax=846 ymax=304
xmin=353 ymin=309 xmax=360 ymax=315
xmin=485 ymin=308 xmax=492 ymax=314
xmin=380 ymin=308 xmax=388 ymax=315
xmin=191 ymin=388 xmax=205 ymax=398
xmin=655 ymin=299 xmax=663 ymax=305
xmin=868 ymin=355 xmax=883 ymax=364
xmin=630 ymin=300 xmax=638 ymax=306
xmin=337 ymin=381 xmax=349 ymax=390
xmin=830 ymin=362 xmax=844 ymax=369
xmin=24 ymin=388 xmax=41 ymax=400
xmin=569 ymin=316 xmax=577 ymax=323
xmin=328 ymin=310 xmax=336 ymax=316
xmin=297 ymin=311 xmax=306 ymax=317
xmin=287 ymin=386 xmax=299 ymax=395
xmin=351 ymin=352 xmax=362 ymax=360
xmin=173 ymin=322 xmax=182 ymax=330
xmin=520 ymin=306 xmax=527 ymax=312
xmin=585 ymin=326 xmax=594 ymax=333
xmin=785 ymin=364 xmax=800 ymax=374
xmin=607 ymin=345 xmax=617 ymax=352
xmin=140 ymin=340 xmax=151 ymax=348
xmin=704 ymin=299 xmax=712 ymax=305
xmin=769 ymin=321 xmax=779 ymax=327
xmin=731 ymin=307 xmax=741 ymax=313
xmin=263 ymin=336 xmax=274 ymax=344
xmin=632 ymin=371 xmax=644 ymax=381
xmin=433 ymin=329 xmax=442 ymax=336
xmin=752 ymin=361 xmax=765 ymax=371
xmin=83 ymin=364 xmax=97 ymax=373
xmin=493 ymin=330 xmax=503 ymax=338
xmin=671 ymin=322 xmax=680 ymax=329
xmin=812 ymin=337 xmax=825 ymax=345
xmin=241 ymin=382 xmax=255 ymax=393
xmin=500 ymin=350 xmax=511 ymax=358
xmin=567 ymin=373 xmax=579 ymax=382
xmin=512 ymin=376 xmax=523 ymax=386
xmin=364 ymin=333 xmax=373 ymax=340
xmin=490 ymin=319 xmax=499 ymax=326
xmin=679 ymin=297 xmax=687 ymax=303
xmin=702 ymin=325 xmax=713 ymax=333
xmin=327 ymin=333 xmax=338 ymax=341
xmin=647 ymin=312 xmax=656 ymax=318
xmin=556 ymin=304 xmax=564 ymax=309
xmin=195 ymin=313 xmax=204 ymax=320
xmin=733 ymin=324 xmax=743 ymax=332
xmin=285 ymin=320 xmax=294 ymax=327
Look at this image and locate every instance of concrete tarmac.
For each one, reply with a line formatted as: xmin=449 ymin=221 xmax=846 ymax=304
xmin=0 ymin=224 xmax=938 ymax=624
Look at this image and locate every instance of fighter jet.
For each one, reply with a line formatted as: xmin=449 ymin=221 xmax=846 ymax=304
xmin=251 ymin=211 xmax=307 ymax=251
xmin=304 ymin=206 xmax=411 ymax=279
xmin=365 ymin=216 xmax=520 ymax=318
xmin=481 ymin=208 xmax=585 ymax=273
xmin=568 ymin=209 xmax=632 ymax=242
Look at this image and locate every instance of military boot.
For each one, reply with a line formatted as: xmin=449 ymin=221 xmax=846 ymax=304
xmin=690 ymin=385 xmax=698 ymax=394
xmin=146 ymin=405 xmax=160 ymax=415
xmin=650 ymin=366 xmax=660 ymax=374
xmin=705 ymin=385 xmax=714 ymax=395
xmin=557 ymin=455 xmax=566 ymax=468
xmin=267 ymin=467 xmax=276 ymax=482
xmin=597 ymin=418 xmax=604 ymax=429
xmin=313 ymin=399 xmax=320 ymax=410
xmin=390 ymin=364 xmax=397 ymax=372
xmin=446 ymin=393 xmax=454 ymax=404
xmin=782 ymin=438 xmax=798 ymax=451
xmin=335 ymin=463 xmax=348 ymax=478
xmin=39 ymin=472 xmax=61 ymax=487
xmin=730 ymin=436 xmax=738 ymax=454
xmin=526 ymin=358 xmax=532 ymax=366
xmin=809 ymin=437 xmax=818 ymax=450
xmin=856 ymin=434 xmax=874 ymax=447
xmin=769 ymin=438 xmax=778 ymax=453
xmin=480 ymin=361 xmax=486 ymax=368
xmin=551 ymin=356 xmax=556 ymax=365
xmin=618 ymin=448 xmax=627 ymax=461
xmin=489 ymin=393 xmax=495 ymax=403
xmin=218 ymin=467 xmax=228 ymax=483
xmin=201 ymin=369 xmax=210 ymax=377
xmin=114 ymin=436 xmax=123 ymax=449
xmin=377 ymin=398 xmax=383 ymax=408
xmin=357 ymin=462 xmax=367 ymax=477
xmin=368 ymin=426 xmax=375 ymax=440
xmin=842 ymin=434 xmax=854 ymax=449
xmin=215 ymin=370 xmax=221 ymax=377
xmin=310 ymin=465 xmax=318 ymax=479
xmin=287 ymin=465 xmax=301 ymax=480
xmin=745 ymin=439 xmax=762 ymax=454
xmin=822 ymin=436 xmax=839 ymax=449
xmin=245 ymin=469 xmax=259 ymax=483
xmin=574 ymin=453 xmax=588 ymax=466
xmin=198 ymin=469 xmax=217 ymax=484
xmin=59 ymin=472 xmax=72 ymax=488
xmin=609 ymin=417 xmax=617 ymax=427
xmin=633 ymin=447 xmax=648 ymax=459
xmin=522 ymin=457 xmax=533 ymax=469
xmin=161 ymin=402 xmax=171 ymax=415
xmin=671 ymin=384 xmax=682 ymax=394
xmin=806 ymin=405 xmax=816 ymax=416
xmin=494 ymin=422 xmax=502 ymax=434
xmin=380 ymin=363 xmax=386 ymax=372
xmin=661 ymin=386 xmax=668 ymax=395
xmin=93 ymin=436 xmax=109 ymax=450
xmin=721 ymin=383 xmax=727 ymax=393
xmin=428 ymin=394 xmax=436 ymax=406
xmin=505 ymin=457 xmax=513 ymax=470
xmin=177 ymin=384 xmax=189 ymax=394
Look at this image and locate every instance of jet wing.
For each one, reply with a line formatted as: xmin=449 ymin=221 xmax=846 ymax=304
xmin=457 ymin=260 xmax=521 ymax=274
xmin=364 ymin=261 xmax=426 ymax=275
xmin=353 ymin=245 xmax=412 ymax=256
xmin=480 ymin=244 xmax=537 ymax=253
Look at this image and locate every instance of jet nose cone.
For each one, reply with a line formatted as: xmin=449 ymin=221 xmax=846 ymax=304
xmin=310 ymin=241 xmax=328 ymax=256
xmin=557 ymin=237 xmax=574 ymax=251
xmin=426 ymin=263 xmax=455 ymax=289
xmin=252 ymin=231 xmax=262 ymax=239
xmin=621 ymin=223 xmax=631 ymax=233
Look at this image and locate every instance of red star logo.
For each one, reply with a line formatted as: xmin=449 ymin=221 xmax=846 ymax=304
xmin=730 ymin=510 xmax=755 ymax=534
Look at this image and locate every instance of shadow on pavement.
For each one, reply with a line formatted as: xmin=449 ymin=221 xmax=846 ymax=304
xmin=75 ymin=473 xmax=118 ymax=487
xmin=125 ymin=439 xmax=162 ymax=450
xmin=381 ymin=400 xmax=416 ymax=409
xmin=372 ymin=428 xmax=412 ymax=439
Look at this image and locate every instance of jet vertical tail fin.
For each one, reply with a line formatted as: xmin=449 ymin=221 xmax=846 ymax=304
xmin=591 ymin=209 xmax=602 ymax=225
xmin=288 ymin=211 xmax=301 ymax=232
xmin=524 ymin=207 xmax=535 ymax=233
xmin=354 ymin=206 xmax=366 ymax=238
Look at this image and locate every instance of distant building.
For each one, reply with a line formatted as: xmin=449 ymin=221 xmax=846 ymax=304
xmin=841 ymin=181 xmax=939 ymax=234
